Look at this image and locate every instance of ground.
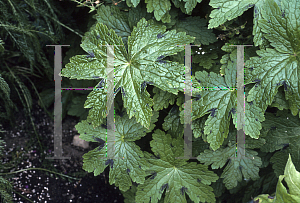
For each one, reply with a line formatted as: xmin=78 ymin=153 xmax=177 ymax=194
xmin=0 ymin=99 xmax=125 ymax=203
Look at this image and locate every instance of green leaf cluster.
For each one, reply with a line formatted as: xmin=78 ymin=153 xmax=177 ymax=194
xmin=56 ymin=0 xmax=300 ymax=202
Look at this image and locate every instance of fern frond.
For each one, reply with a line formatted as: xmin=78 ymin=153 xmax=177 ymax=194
xmin=7 ymin=69 xmax=33 ymax=112
xmin=0 ymin=38 xmax=4 ymax=52
xmin=0 ymin=188 xmax=13 ymax=203
xmin=0 ymin=73 xmax=11 ymax=102
xmin=0 ymin=73 xmax=16 ymax=125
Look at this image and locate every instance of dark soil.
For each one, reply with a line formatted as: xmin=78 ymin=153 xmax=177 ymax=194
xmin=0 ymin=99 xmax=125 ymax=203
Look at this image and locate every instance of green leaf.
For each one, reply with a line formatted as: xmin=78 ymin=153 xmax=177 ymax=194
xmin=62 ymin=18 xmax=194 ymax=129
xmin=241 ymin=171 xmax=277 ymax=202
xmin=283 ymin=154 xmax=300 ymax=197
xmin=270 ymin=86 xmax=290 ymax=110
xmin=127 ymin=0 xmax=141 ymax=7
xmin=171 ymin=0 xmax=202 ymax=15
xmin=38 ymin=88 xmax=54 ymax=109
xmin=198 ymin=145 xmax=262 ymax=190
xmin=180 ymin=70 xmax=234 ymax=150
xmin=162 ymin=106 xmax=184 ymax=138
xmin=152 ymin=86 xmax=177 ymax=111
xmin=176 ymin=91 xmax=185 ymax=112
xmin=270 ymin=150 xmax=290 ymax=177
xmin=127 ymin=3 xmax=178 ymax=29
xmin=254 ymin=154 xmax=300 ymax=202
xmin=260 ymin=110 xmax=300 ymax=153
xmin=234 ymin=85 xmax=266 ymax=139
xmin=165 ymin=8 xmax=180 ymax=28
xmin=67 ymin=95 xmax=89 ymax=121
xmin=135 ymin=129 xmax=219 ymax=203
xmin=172 ymin=0 xmax=187 ymax=14
xmin=93 ymin=5 xmax=132 ymax=47
xmin=191 ymin=115 xmax=208 ymax=141
xmin=145 ymin=0 xmax=172 ymax=23
xmin=245 ymin=0 xmax=300 ymax=118
xmin=121 ymin=184 xmax=138 ymax=203
xmin=193 ymin=52 xmax=219 ymax=69
xmin=181 ymin=44 xmax=262 ymax=148
xmin=220 ymin=41 xmax=239 ymax=53
xmin=260 ymin=109 xmax=300 ymax=178
xmin=244 ymin=135 xmax=266 ymax=149
xmin=169 ymin=49 xmax=185 ymax=65
xmin=76 ymin=111 xmax=159 ymax=192
xmin=210 ymin=178 xmax=226 ymax=198
xmin=173 ymin=16 xmax=217 ymax=45
xmin=208 ymin=0 xmax=258 ymax=29
xmin=180 ymin=48 xmax=242 ymax=150
xmin=83 ymin=84 xmax=110 ymax=127
xmin=224 ymin=125 xmax=266 ymax=149
xmin=192 ymin=136 xmax=210 ymax=157
xmin=60 ymin=55 xmax=108 ymax=81
xmin=127 ymin=4 xmax=154 ymax=30
xmin=253 ymin=0 xmax=282 ymax=47
xmin=183 ymin=0 xmax=203 ymax=15
xmin=252 ymin=0 xmax=265 ymax=47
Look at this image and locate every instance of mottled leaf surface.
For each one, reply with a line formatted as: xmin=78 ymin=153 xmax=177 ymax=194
xmin=135 ymin=129 xmax=219 ymax=203
xmin=75 ymin=111 xmax=158 ymax=192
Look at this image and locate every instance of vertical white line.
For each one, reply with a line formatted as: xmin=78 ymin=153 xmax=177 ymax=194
xmin=46 ymin=45 xmax=70 ymax=160
xmin=106 ymin=45 xmax=115 ymax=159
xmin=184 ymin=45 xmax=193 ymax=159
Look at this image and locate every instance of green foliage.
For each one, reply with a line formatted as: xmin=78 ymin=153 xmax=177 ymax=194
xmin=162 ymin=105 xmax=185 ymax=138
xmin=145 ymin=0 xmax=172 ymax=23
xmin=0 ymin=0 xmax=79 ymax=129
xmin=258 ymin=109 xmax=300 ymax=177
xmin=245 ymin=0 xmax=300 ymax=119
xmin=0 ymin=73 xmax=15 ymax=124
xmin=61 ymin=16 xmax=195 ymax=129
xmin=38 ymin=78 xmax=101 ymax=121
xmin=193 ymin=51 xmax=218 ymax=70
xmin=5 ymin=0 xmax=298 ymax=201
xmin=93 ymin=4 xmax=132 ymax=47
xmin=0 ymin=0 xmax=64 ymax=77
xmin=152 ymin=86 xmax=177 ymax=111
xmin=122 ymin=183 xmax=138 ymax=203
xmin=173 ymin=16 xmax=217 ymax=46
xmin=254 ymin=154 xmax=300 ymax=202
xmin=198 ymin=144 xmax=262 ymax=190
xmin=0 ymin=2 xmax=91 ymax=201
xmin=207 ymin=0 xmax=256 ymax=29
xmin=0 ymin=176 xmax=13 ymax=203
xmin=135 ymin=129 xmax=218 ymax=203
xmin=76 ymin=107 xmax=159 ymax=192
xmin=179 ymin=44 xmax=260 ymax=150
xmin=53 ymin=0 xmax=300 ymax=201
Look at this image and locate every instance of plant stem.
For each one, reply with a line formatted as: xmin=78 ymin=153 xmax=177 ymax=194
xmin=13 ymin=190 xmax=34 ymax=203
xmin=0 ymin=167 xmax=81 ymax=180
